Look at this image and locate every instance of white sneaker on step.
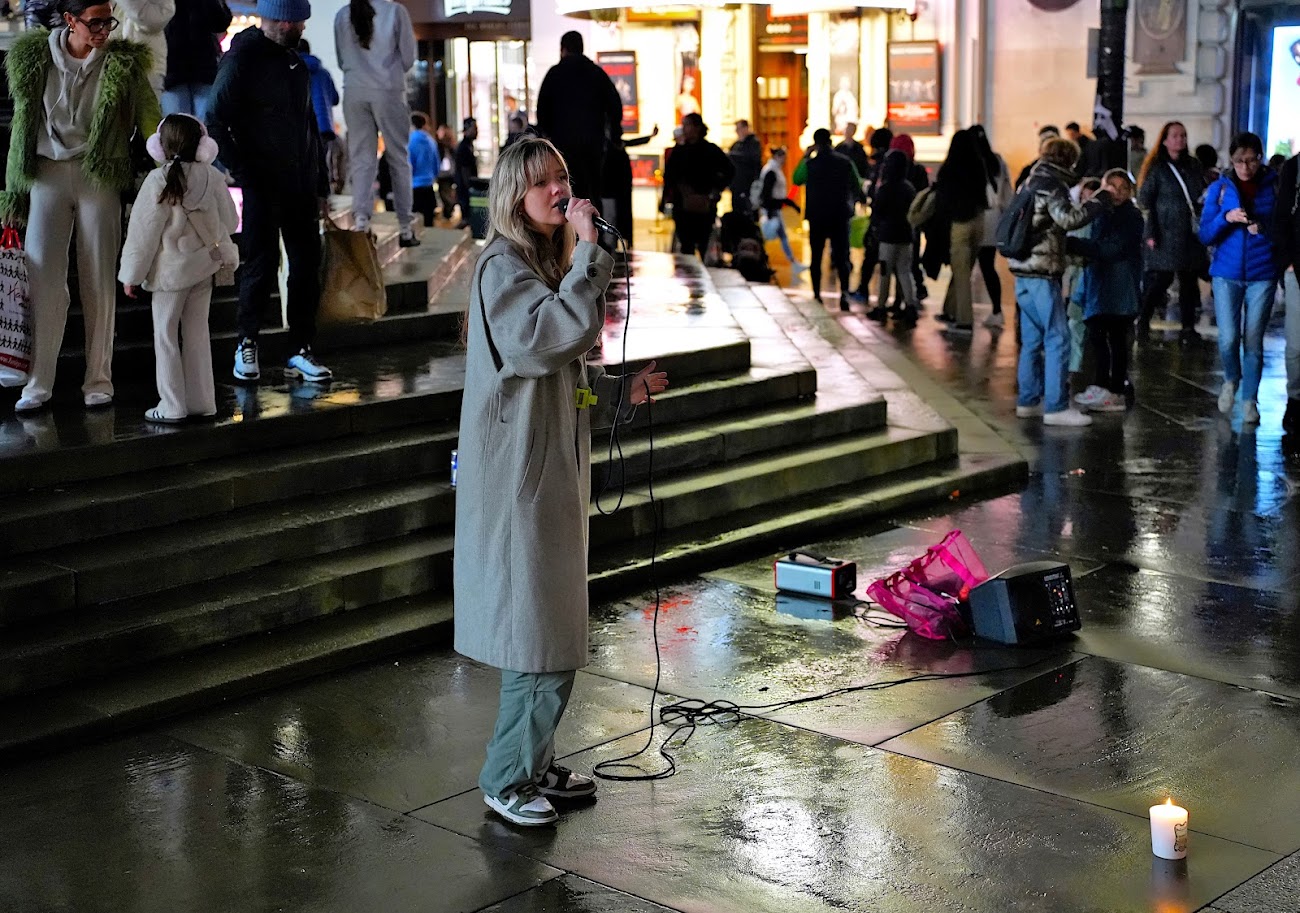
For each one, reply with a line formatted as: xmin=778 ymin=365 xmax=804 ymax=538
xmin=483 ymin=785 xmax=558 ymax=827
xmin=1043 ymin=408 xmax=1093 ymax=427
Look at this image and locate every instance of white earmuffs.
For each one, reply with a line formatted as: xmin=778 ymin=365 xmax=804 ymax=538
xmin=146 ymin=113 xmax=220 ymax=166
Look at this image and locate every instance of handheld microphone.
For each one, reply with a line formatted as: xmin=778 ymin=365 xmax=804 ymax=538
xmin=554 ymin=198 xmax=620 ymax=236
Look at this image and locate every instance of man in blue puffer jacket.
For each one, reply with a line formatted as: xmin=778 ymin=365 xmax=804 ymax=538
xmin=1199 ymin=132 xmax=1280 ymax=425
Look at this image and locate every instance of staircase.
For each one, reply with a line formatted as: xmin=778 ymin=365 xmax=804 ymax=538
xmin=0 ymin=247 xmax=1025 ymax=758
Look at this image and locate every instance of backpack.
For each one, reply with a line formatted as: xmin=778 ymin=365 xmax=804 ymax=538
xmin=995 ymin=182 xmax=1038 ymax=260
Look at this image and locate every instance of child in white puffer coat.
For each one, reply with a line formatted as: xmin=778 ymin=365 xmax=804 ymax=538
xmin=119 ymin=113 xmax=239 ymax=424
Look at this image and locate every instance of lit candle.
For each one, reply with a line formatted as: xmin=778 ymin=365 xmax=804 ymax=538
xmin=1149 ymin=798 xmax=1189 ymax=860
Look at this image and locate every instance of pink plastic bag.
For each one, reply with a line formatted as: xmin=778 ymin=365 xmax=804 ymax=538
xmin=867 ymin=529 xmax=988 ymax=640
xmin=903 ymin=530 xmax=989 ymax=601
xmin=866 ymin=571 xmax=965 ymax=641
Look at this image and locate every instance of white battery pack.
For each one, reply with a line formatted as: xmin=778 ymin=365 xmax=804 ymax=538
xmin=773 ymin=552 xmax=857 ymax=600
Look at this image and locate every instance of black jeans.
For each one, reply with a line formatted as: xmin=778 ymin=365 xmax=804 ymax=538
xmin=810 ymin=218 xmax=851 ymax=301
xmin=675 ymin=212 xmax=714 ymax=257
xmin=1086 ymin=315 xmax=1130 ymax=393
xmin=237 ymin=188 xmax=321 ymax=351
xmin=978 ymin=245 xmax=1002 ymax=313
xmin=1141 ymin=269 xmax=1201 ymax=332
xmin=413 ymin=185 xmax=438 ymax=227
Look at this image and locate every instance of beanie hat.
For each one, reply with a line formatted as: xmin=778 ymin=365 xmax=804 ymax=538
xmin=257 ymin=0 xmax=311 ymax=22
xmin=889 ymin=133 xmax=916 ymax=161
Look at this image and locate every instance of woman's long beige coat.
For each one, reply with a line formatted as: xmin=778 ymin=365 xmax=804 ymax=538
xmin=453 ymin=237 xmax=627 ymax=673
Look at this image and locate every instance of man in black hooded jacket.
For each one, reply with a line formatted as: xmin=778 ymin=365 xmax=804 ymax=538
xmin=208 ymin=0 xmax=332 ymax=386
xmin=536 ymin=31 xmax=622 ymax=203
xmin=795 ymin=129 xmax=859 ymax=311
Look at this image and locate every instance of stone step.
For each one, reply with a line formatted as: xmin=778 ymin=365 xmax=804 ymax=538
xmin=0 ymin=337 xmax=751 ymax=494
xmin=1 ymin=364 xmax=816 ymax=562
xmin=0 ymin=452 xmax=1024 ymax=760
xmin=590 ymin=425 xmax=958 ymax=544
xmin=1 ymin=476 xmax=453 ymax=618
xmin=0 ymin=590 xmax=454 ymax=761
xmin=0 ymin=530 xmax=454 ymax=699
xmin=589 ymin=452 xmax=1028 ymax=598
xmin=594 ymin=393 xmax=885 ymax=491
xmin=0 ymin=423 xmax=459 ymax=560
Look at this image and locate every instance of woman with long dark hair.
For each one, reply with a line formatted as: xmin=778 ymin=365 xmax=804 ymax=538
xmin=335 ymin=0 xmax=419 ymax=246
xmin=934 ymin=129 xmax=989 ymax=334
xmin=2 ymin=0 xmax=159 ymax=413
xmin=1199 ymin=132 xmax=1279 ymax=424
xmin=1136 ymin=120 xmax=1207 ymax=344
xmin=970 ymin=124 xmax=1013 ymax=328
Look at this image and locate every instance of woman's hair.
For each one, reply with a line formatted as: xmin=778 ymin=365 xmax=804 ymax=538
xmin=349 ymin=0 xmax=375 ymax=49
xmin=1194 ymin=144 xmax=1219 ymax=171
xmin=968 ymin=124 xmax=999 ymax=188
xmin=57 ymin=0 xmax=105 ymax=18
xmin=1078 ymin=177 xmax=1102 ymax=194
xmin=937 ymin=129 xmax=991 ymax=219
xmin=880 ymin=149 xmax=908 ymax=184
xmin=1228 ymin=132 xmax=1263 ymax=159
xmin=483 ymin=137 xmax=575 ymax=292
xmin=1137 ymin=121 xmax=1185 ymax=189
xmin=1039 ymin=136 xmax=1081 ymax=169
xmin=156 ymin=114 xmax=204 ymax=206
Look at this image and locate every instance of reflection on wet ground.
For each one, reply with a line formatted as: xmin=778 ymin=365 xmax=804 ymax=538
xmin=2 ymin=244 xmax=1299 ymax=912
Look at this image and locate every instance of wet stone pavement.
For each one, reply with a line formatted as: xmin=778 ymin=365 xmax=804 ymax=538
xmin=2 ymin=250 xmax=1300 ymax=913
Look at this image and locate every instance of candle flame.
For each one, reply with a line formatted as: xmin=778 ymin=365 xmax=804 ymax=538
xmin=1165 ymin=798 xmax=1173 ymax=806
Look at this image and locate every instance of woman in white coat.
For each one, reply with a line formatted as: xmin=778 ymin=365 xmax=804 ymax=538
xmin=335 ymin=0 xmax=418 ymax=246
xmin=971 ymin=125 xmax=1014 ymax=328
xmin=454 ymin=137 xmax=667 ymax=828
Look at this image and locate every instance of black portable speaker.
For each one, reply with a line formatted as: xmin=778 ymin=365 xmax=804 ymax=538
xmin=967 ymin=561 xmax=1081 ymax=645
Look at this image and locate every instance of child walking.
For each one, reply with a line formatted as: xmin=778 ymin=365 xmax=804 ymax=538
xmin=119 ymin=114 xmax=239 ymax=424
xmin=866 ymin=149 xmax=920 ymax=327
xmin=1069 ymin=168 xmax=1143 ymax=413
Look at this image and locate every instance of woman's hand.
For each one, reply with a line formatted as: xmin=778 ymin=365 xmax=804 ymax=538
xmin=1146 ymin=239 xmax=1156 ymax=249
xmin=123 ymin=284 xmax=138 ymax=299
xmin=1226 ymin=207 xmax=1249 ymax=224
xmin=628 ymin=360 xmax=668 ymax=406
xmin=1247 ymin=221 xmax=1260 ymax=235
xmin=565 ymin=197 xmax=600 ymax=244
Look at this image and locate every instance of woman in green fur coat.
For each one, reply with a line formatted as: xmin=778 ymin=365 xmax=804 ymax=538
xmin=2 ymin=0 xmax=160 ymax=413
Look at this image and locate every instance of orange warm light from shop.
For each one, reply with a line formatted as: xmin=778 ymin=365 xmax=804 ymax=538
xmin=556 ymin=0 xmax=913 ymax=11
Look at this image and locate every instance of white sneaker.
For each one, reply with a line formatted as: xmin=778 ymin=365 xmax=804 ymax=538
xmin=1074 ymin=385 xmax=1109 ymax=407
xmin=1090 ymin=392 xmax=1128 ymax=413
xmin=14 ymin=396 xmax=46 ymax=414
xmin=1217 ymin=381 xmax=1237 ymax=414
xmin=234 ymin=338 xmax=260 ymax=382
xmin=1243 ymin=400 xmax=1260 ymax=424
xmin=84 ymin=392 xmax=112 ymax=408
xmin=1015 ymin=403 xmax=1044 ymax=418
xmin=984 ymin=312 xmax=1004 ymax=328
xmin=537 ymin=763 xmax=597 ymax=799
xmin=286 ymin=347 xmax=332 ymax=383
xmin=1044 ymin=408 xmax=1093 ymax=427
xmin=483 ymin=785 xmax=558 ymax=827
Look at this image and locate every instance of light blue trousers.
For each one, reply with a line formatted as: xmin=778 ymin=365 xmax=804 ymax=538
xmin=479 ymin=669 xmax=576 ymax=799
xmin=1015 ymin=275 xmax=1071 ymax=414
xmin=1212 ymin=277 xmax=1274 ymax=403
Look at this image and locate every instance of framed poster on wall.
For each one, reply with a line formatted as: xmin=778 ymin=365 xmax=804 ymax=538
xmin=887 ymin=41 xmax=941 ymax=135
xmin=597 ymin=51 xmax=640 ymax=134
xmin=828 ymin=15 xmax=860 ymax=135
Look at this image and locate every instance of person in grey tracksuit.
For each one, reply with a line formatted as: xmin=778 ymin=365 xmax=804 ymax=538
xmin=335 ymin=0 xmax=418 ymax=245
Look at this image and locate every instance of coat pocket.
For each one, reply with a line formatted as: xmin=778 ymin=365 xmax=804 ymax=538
xmin=515 ymin=427 xmax=547 ymax=503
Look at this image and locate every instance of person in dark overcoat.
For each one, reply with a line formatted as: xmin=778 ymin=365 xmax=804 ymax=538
xmin=535 ymin=30 xmax=622 ymax=203
xmin=454 ymin=137 xmax=667 ymax=828
xmin=1135 ymin=120 xmax=1207 ymax=344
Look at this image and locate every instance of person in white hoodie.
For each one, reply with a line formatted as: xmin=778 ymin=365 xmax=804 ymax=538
xmin=119 ymin=114 xmax=239 ymax=423
xmin=335 ymin=0 xmax=419 ymax=246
